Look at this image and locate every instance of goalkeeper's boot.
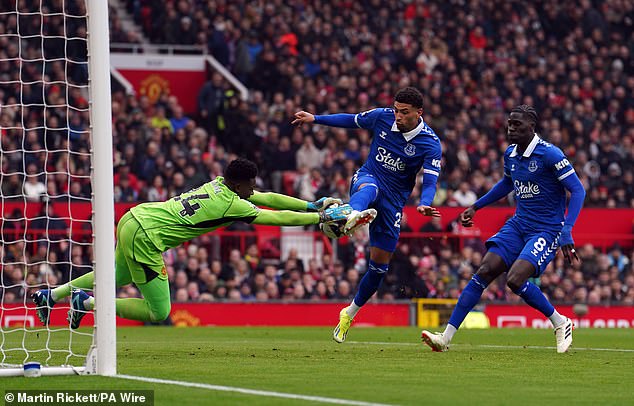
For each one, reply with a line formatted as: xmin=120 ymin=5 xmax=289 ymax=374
xmin=67 ymin=289 xmax=90 ymax=329
xmin=333 ymin=306 xmax=354 ymax=343
xmin=554 ymin=317 xmax=574 ymax=353
xmin=421 ymin=330 xmax=450 ymax=352
xmin=32 ymin=290 xmax=56 ymax=325
xmin=343 ymin=208 xmax=377 ymax=235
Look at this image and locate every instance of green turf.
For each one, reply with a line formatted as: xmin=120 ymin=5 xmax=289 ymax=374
xmin=2 ymin=327 xmax=633 ymax=405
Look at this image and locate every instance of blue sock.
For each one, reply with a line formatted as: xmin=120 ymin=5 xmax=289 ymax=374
xmin=514 ymin=281 xmax=554 ymax=317
xmin=349 ymin=184 xmax=378 ymax=212
xmin=353 ymin=260 xmax=388 ymax=306
xmin=448 ymin=275 xmax=487 ymax=329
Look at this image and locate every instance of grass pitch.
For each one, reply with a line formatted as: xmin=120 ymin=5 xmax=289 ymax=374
xmin=2 ymin=327 xmax=633 ymax=405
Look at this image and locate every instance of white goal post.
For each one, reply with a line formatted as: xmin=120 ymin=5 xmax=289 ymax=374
xmin=87 ymin=0 xmax=116 ymax=377
xmin=0 ymin=0 xmax=115 ymax=376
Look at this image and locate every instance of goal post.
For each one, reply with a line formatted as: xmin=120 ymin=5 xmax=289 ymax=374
xmin=0 ymin=0 xmax=115 ymax=377
xmin=87 ymin=0 xmax=116 ymax=376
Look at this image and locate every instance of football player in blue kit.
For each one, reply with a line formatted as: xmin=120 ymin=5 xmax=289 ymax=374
xmin=422 ymin=105 xmax=585 ymax=353
xmin=293 ymin=87 xmax=442 ymax=342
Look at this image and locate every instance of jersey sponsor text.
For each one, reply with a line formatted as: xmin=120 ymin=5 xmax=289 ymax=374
xmin=554 ymin=158 xmax=570 ymax=170
xmin=375 ymin=147 xmax=405 ymax=172
xmin=514 ymin=180 xmax=540 ymax=199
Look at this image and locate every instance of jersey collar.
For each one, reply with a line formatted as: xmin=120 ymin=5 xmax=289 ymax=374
xmin=510 ymin=133 xmax=540 ymax=158
xmin=391 ymin=118 xmax=426 ymax=142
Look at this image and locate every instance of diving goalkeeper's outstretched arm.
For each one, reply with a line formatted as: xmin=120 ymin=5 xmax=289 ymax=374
xmin=248 ymin=191 xmax=342 ymax=212
xmin=251 ymin=205 xmax=351 ymax=226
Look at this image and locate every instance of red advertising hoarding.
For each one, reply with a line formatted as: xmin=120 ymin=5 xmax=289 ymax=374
xmin=0 ymin=302 xmax=410 ymax=328
xmin=403 ymin=206 xmax=634 ymax=248
xmin=111 ymin=54 xmax=207 ymax=114
xmin=484 ymin=304 xmax=634 ymax=328
xmin=3 ymin=303 xmax=633 ymax=328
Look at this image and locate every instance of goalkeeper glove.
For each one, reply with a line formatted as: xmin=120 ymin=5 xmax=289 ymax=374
xmin=307 ymin=197 xmax=343 ymax=212
xmin=319 ymin=203 xmax=352 ymax=223
xmin=558 ymin=224 xmax=574 ymax=247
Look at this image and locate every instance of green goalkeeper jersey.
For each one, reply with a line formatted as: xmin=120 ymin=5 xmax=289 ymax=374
xmin=130 ymin=177 xmax=259 ymax=252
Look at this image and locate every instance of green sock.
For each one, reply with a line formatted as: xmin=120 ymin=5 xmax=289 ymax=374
xmin=51 ymin=272 xmax=94 ymax=301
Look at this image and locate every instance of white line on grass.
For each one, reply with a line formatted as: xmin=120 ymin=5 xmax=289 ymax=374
xmin=114 ymin=374 xmax=395 ymax=406
xmin=347 ymin=341 xmax=634 ymax=353
xmin=460 ymin=344 xmax=634 ymax=353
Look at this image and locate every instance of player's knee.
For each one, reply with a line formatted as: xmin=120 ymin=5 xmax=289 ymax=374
xmin=475 ymin=263 xmax=495 ymax=282
xmin=150 ymin=303 xmax=171 ymax=322
xmin=357 ymin=183 xmax=379 ymax=196
xmin=506 ymin=275 xmax=525 ymax=293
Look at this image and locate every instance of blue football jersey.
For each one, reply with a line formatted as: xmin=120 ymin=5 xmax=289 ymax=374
xmin=504 ymin=135 xmax=576 ymax=227
xmin=353 ymin=108 xmax=442 ymax=204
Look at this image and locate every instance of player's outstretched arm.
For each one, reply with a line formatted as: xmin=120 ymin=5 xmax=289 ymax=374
xmin=248 ymin=192 xmax=342 ymax=212
xmin=559 ymin=171 xmax=586 ymax=264
xmin=292 ymin=110 xmax=358 ymax=129
xmin=251 ymin=209 xmax=320 ymax=226
xmin=248 ymin=191 xmax=309 ymax=211
xmin=460 ymin=176 xmax=514 ymax=227
xmin=291 ymin=111 xmax=315 ymax=126
xmin=251 ymin=204 xmax=351 ymax=226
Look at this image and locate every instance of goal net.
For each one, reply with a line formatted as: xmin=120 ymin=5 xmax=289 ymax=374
xmin=0 ymin=0 xmax=115 ymax=376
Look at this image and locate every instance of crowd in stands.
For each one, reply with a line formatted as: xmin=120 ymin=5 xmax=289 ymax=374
xmin=1 ymin=1 xmax=633 ymax=306
xmin=147 ymin=231 xmax=634 ymax=305
xmin=124 ymin=0 xmax=634 ymax=209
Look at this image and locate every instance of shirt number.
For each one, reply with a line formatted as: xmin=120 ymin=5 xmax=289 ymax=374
xmin=175 ymin=192 xmax=210 ymax=217
xmin=394 ymin=212 xmax=402 ymax=228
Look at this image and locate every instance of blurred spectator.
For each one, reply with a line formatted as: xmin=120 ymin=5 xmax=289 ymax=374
xmin=197 ymin=72 xmax=225 ymax=137
xmin=24 ymin=164 xmax=46 ymax=202
xmin=453 ymin=182 xmax=478 ymax=207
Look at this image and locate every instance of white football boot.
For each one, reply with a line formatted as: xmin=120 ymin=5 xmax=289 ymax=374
xmin=421 ymin=330 xmax=449 ymax=352
xmin=554 ymin=317 xmax=574 ymax=353
xmin=343 ymin=208 xmax=377 ymax=235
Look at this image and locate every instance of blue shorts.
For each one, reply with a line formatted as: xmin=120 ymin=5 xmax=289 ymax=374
xmin=350 ymin=173 xmax=402 ymax=253
xmin=486 ymin=217 xmax=561 ymax=277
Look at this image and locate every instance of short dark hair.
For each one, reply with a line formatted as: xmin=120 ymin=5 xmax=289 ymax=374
xmin=224 ymin=158 xmax=258 ymax=182
xmin=511 ymin=104 xmax=538 ymax=126
xmin=394 ymin=87 xmax=423 ymax=109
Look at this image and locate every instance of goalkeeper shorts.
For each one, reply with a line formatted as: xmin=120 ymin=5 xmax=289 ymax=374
xmin=115 ymin=211 xmax=167 ymax=285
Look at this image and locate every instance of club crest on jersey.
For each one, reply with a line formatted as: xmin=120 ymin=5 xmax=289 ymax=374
xmin=528 ymin=160 xmax=538 ymax=172
xmin=404 ymin=143 xmax=416 ymax=156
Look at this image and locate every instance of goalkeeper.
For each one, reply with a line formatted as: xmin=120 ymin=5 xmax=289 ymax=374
xmin=33 ymin=158 xmax=350 ymax=327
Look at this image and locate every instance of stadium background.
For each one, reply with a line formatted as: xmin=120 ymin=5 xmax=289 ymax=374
xmin=1 ymin=0 xmax=633 ymax=325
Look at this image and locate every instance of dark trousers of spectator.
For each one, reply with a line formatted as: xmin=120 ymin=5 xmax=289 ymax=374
xmin=201 ymin=113 xmax=223 ymax=139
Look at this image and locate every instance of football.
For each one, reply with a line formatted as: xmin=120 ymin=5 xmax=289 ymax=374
xmin=320 ymin=219 xmax=347 ymax=239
